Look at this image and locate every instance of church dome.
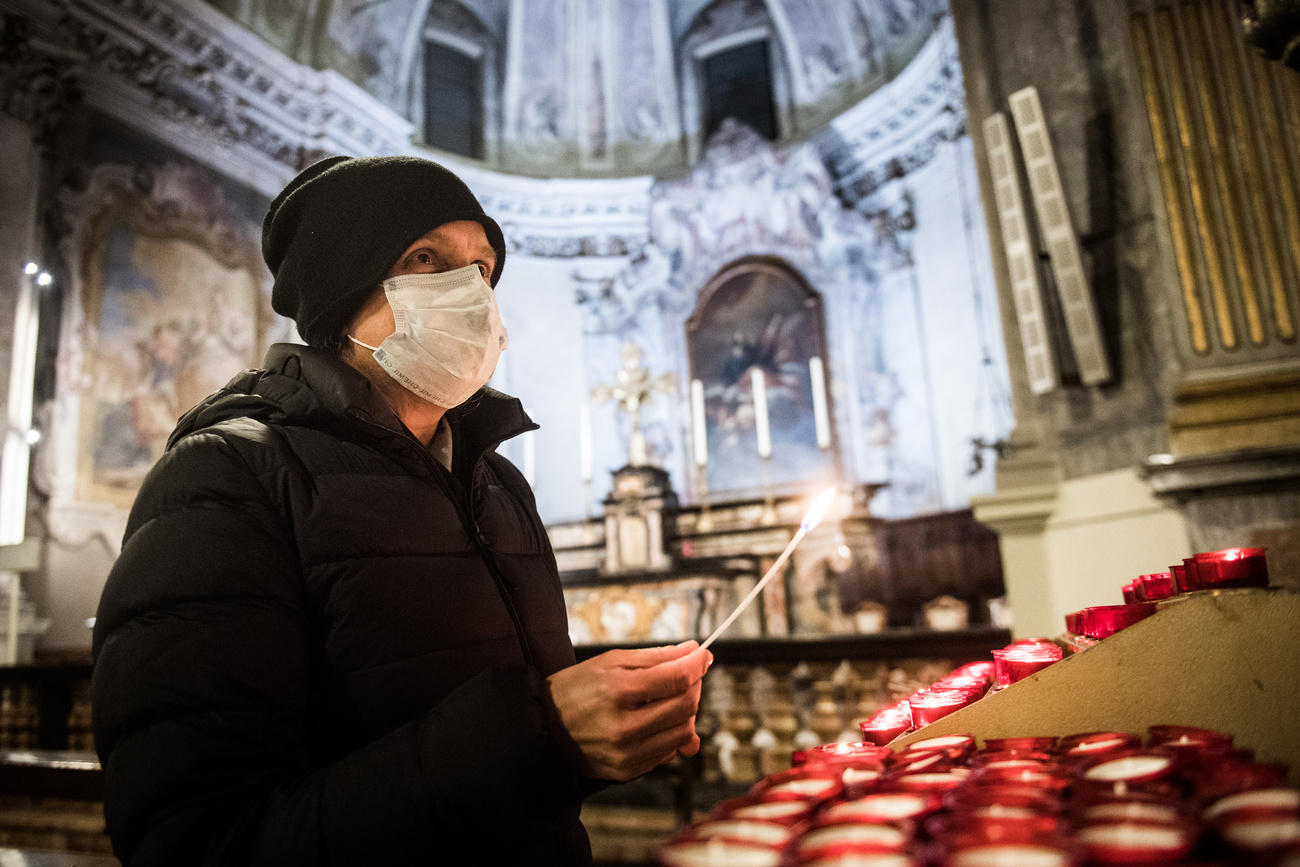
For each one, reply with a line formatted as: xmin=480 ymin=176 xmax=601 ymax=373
xmin=204 ymin=0 xmax=949 ymax=176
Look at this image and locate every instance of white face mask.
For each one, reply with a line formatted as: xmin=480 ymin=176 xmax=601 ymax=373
xmin=349 ymin=263 xmax=508 ymax=408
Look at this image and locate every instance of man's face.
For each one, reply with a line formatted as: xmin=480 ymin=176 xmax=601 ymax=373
xmin=346 ymin=219 xmax=497 ymax=347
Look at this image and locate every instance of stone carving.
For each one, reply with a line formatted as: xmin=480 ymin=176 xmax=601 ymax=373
xmin=0 ymin=14 xmax=83 ymax=149
xmin=21 ymin=0 xmax=412 ymax=178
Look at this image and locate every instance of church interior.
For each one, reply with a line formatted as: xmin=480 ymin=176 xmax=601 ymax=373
xmin=0 ymin=0 xmax=1297 ymax=863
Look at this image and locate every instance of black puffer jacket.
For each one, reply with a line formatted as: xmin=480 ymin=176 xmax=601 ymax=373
xmin=92 ymin=343 xmax=589 ymax=866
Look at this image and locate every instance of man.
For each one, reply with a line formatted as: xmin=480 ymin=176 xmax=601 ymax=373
xmin=91 ymin=155 xmax=710 ymax=865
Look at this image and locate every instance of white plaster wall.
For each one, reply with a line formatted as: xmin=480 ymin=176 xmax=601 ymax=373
xmin=909 ymin=137 xmax=1009 ymax=512
xmin=491 ymin=254 xmax=593 ymax=522
xmin=991 ymin=468 xmax=1193 ymax=639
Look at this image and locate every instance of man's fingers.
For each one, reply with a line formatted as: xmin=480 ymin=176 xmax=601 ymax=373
xmin=616 ymin=685 xmax=700 ymax=743
xmin=606 ymin=641 xmax=699 ymax=671
xmin=618 ymin=647 xmax=710 ymax=705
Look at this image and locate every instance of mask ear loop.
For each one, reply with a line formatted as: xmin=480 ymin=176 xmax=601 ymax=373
xmin=348 ymin=335 xmax=380 ymax=352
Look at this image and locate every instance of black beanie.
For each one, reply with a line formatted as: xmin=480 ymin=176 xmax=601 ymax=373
xmin=263 ymin=155 xmax=507 ymax=347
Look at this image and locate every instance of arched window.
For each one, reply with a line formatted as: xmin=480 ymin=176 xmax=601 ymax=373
xmin=700 ymin=38 xmax=777 ymax=141
xmin=423 ymin=37 xmax=484 ymax=158
xmin=686 ymin=259 xmax=835 ymax=496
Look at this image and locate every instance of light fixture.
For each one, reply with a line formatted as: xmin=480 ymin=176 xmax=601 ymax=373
xmin=36 ymin=272 xmax=52 ymax=287
xmin=24 ymin=428 xmax=42 ymax=445
xmin=23 ymin=262 xmax=38 ymax=275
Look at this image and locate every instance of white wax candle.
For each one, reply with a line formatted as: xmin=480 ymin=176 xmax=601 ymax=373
xmin=578 ymin=403 xmax=592 ymax=483
xmin=907 ymin=735 xmax=974 ymax=751
xmin=1204 ymin=787 xmax=1300 ymax=821
xmin=840 ymin=767 xmax=881 ymax=786
xmin=1084 ymin=754 xmax=1172 ymax=781
xmin=764 ymin=777 xmax=837 ymax=797
xmin=691 ymin=820 xmax=791 ymax=846
xmin=690 ymin=379 xmax=708 ymax=468
xmin=898 ymin=771 xmax=969 ymax=788
xmin=804 ymin=856 xmax=910 ymax=867
xmin=1078 ymin=822 xmax=1188 ymax=850
xmin=825 ymin=793 xmax=928 ymax=821
xmin=808 ymin=355 xmax=831 ymax=449
xmin=730 ymin=801 xmax=807 ymax=820
xmin=751 ymin=368 xmax=771 ymax=458
xmin=659 ymin=840 xmax=783 ymax=867
xmin=798 ymin=823 xmax=906 ymax=851
xmin=1221 ymin=816 xmax=1300 ymax=849
xmin=1070 ymin=736 xmax=1128 ymax=754
xmin=951 ymin=844 xmax=1070 ymax=866
xmin=1086 ymin=802 xmax=1180 ymax=823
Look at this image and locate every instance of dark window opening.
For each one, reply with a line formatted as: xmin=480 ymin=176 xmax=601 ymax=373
xmin=702 ymin=40 xmax=777 ymax=141
xmin=423 ymin=41 xmax=483 ymax=158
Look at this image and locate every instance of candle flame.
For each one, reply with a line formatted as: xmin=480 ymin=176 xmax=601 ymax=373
xmin=800 ymin=487 xmax=838 ymax=533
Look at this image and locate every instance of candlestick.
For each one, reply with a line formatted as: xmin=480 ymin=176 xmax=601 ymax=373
xmin=691 ymin=378 xmax=708 ymax=468
xmin=578 ymin=402 xmax=593 ymax=484
xmin=522 ymin=429 xmax=536 ymax=488
xmin=699 ymin=487 xmax=837 ymax=650
xmin=751 ymin=367 xmax=771 ymax=459
xmin=809 ymin=356 xmax=831 ymax=450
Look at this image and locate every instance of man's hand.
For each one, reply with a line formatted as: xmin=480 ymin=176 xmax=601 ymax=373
xmin=545 ymin=641 xmax=711 ymax=781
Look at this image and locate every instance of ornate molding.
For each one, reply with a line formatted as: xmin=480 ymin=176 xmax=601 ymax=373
xmin=1 ymin=0 xmax=414 ymax=193
xmin=819 ymin=19 xmax=966 ymax=202
xmin=0 ymin=12 xmax=83 ymax=149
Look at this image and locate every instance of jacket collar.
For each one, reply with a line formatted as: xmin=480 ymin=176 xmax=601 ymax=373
xmin=263 ymin=343 xmax=538 ymax=464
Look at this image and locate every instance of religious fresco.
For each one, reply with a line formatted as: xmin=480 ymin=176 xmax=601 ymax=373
xmin=76 ymin=203 xmax=263 ymax=508
xmin=687 ymin=260 xmax=834 ymax=496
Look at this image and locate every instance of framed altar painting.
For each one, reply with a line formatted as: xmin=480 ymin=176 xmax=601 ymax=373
xmin=47 ymin=163 xmax=275 ymax=524
xmin=686 ymin=258 xmax=835 ymax=496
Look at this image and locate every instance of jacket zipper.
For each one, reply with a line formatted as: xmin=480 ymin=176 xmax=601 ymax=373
xmin=349 ymin=411 xmax=537 ymax=669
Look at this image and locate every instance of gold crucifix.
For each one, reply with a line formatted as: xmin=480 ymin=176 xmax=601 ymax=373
xmin=590 ymin=343 xmax=676 ymax=467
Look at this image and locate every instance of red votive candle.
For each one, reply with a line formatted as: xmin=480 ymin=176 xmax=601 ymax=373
xmin=801 ymin=741 xmax=893 ymax=766
xmin=1077 ymin=750 xmax=1178 ymax=785
xmin=1000 ymin=644 xmax=1063 ymax=683
xmin=752 ymin=768 xmax=844 ymax=803
xmin=1203 ymin=787 xmax=1300 ymax=822
xmin=715 ymin=796 xmax=815 ymax=825
xmin=944 ymin=784 xmax=1063 ymax=816
xmin=822 ymin=790 xmax=943 ymax=824
xmin=971 ymin=750 xmax=1056 ymax=770
xmin=1080 ymin=603 xmax=1157 ymax=639
xmin=677 ymin=818 xmax=795 ymax=849
xmin=1218 ymin=812 xmax=1300 ymax=855
xmin=955 ymin=661 xmax=997 ymax=682
xmin=895 ymin=770 xmax=972 ymax=792
xmin=657 ymin=839 xmax=785 ymax=866
xmin=799 ymin=850 xmax=916 ymax=867
xmin=861 ymin=712 xmax=912 ymax=746
xmin=1192 ymin=547 xmax=1269 ymax=589
xmin=909 ymin=689 xmax=970 ymax=727
xmin=1060 ymin=732 xmax=1141 ymax=758
xmin=1122 ymin=581 xmax=1139 ymax=603
xmin=1138 ymin=572 xmax=1174 ymax=601
xmin=1081 ymin=800 xmax=1183 ymax=825
xmin=1076 ymin=820 xmax=1198 ymax=864
xmin=905 ymin=734 xmax=976 ymax=759
xmin=796 ymin=822 xmax=909 ymax=859
xmin=984 ymin=736 xmax=1058 ymax=752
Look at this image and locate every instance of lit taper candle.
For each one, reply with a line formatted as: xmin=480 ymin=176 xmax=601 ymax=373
xmin=700 ymin=487 xmax=837 ymax=650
